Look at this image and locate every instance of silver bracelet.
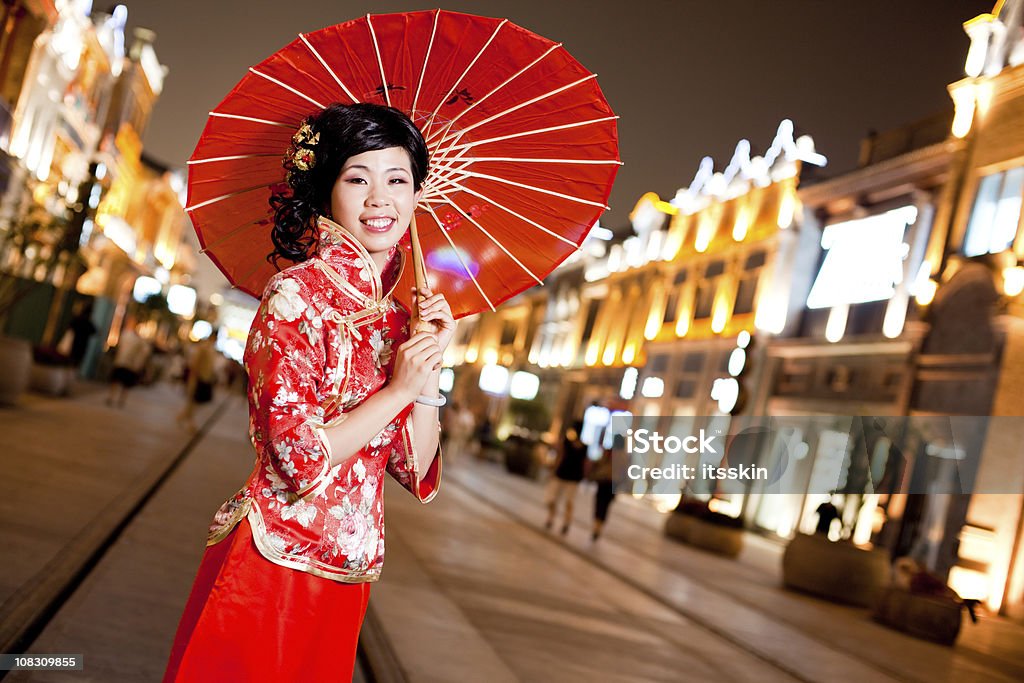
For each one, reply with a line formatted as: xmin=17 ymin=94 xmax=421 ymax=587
xmin=415 ymin=393 xmax=447 ymax=407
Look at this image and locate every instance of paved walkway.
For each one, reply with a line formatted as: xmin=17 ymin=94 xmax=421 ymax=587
xmin=439 ymin=460 xmax=1024 ymax=683
xmin=2 ymin=384 xmax=1022 ymax=682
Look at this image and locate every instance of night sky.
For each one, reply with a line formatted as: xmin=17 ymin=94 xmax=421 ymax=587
xmin=119 ymin=0 xmax=994 ymax=293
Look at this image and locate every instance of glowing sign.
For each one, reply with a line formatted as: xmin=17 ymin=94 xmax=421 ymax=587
xmin=478 ymin=363 xmax=508 ymax=395
xmin=132 ymin=276 xmax=161 ymax=303
xmin=509 ymin=371 xmax=540 ymax=400
xmin=806 ymin=206 xmax=917 ymax=309
xmin=168 ymin=284 xmax=197 ymax=317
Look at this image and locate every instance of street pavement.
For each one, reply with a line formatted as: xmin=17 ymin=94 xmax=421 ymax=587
xmin=0 ymin=383 xmax=1021 ymax=682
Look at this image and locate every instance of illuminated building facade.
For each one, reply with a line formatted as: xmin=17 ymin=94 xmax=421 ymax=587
xmin=0 ymin=2 xmax=193 ymax=376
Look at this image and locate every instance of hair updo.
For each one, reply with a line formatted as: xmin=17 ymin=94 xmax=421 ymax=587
xmin=267 ymin=103 xmax=430 ymax=268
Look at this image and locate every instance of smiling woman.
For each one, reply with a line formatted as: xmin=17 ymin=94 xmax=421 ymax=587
xmin=163 ymin=104 xmax=455 ymax=682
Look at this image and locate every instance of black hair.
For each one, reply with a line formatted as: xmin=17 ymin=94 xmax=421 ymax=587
xmin=267 ymin=103 xmax=429 ymax=268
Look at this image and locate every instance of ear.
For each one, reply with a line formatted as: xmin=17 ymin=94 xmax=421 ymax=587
xmin=414 ymin=187 xmax=424 ymax=204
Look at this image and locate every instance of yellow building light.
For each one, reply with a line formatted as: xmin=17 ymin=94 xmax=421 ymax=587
xmin=710 ymin=285 xmax=732 ymax=334
xmin=915 ymin=279 xmax=939 ymax=306
xmin=644 ymin=281 xmax=667 ymax=340
xmin=825 ymin=304 xmax=849 ymax=343
xmin=777 ymin=182 xmax=797 ymax=229
xmin=950 ymin=82 xmax=977 ymax=139
xmin=464 ymin=347 xmax=479 ymax=363
xmin=732 ymin=199 xmax=753 ymax=241
xmin=621 ymin=343 xmax=636 ymax=365
xmin=1002 ymin=266 xmax=1024 ymax=297
xmin=483 ymin=348 xmax=499 ymax=365
xmin=694 ymin=211 xmax=716 ymax=253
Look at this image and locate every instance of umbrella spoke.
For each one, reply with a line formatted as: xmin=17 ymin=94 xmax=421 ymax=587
xmin=441 ymin=115 xmax=619 ymax=153
xmin=424 ymin=42 xmax=561 ymax=146
xmin=249 ymin=68 xmax=326 ymax=110
xmin=299 ymin=33 xmax=360 ymax=103
xmin=412 ymin=9 xmax=441 ymax=114
xmin=457 ymin=170 xmax=609 ymax=209
xmin=441 ymin=198 xmax=544 ymax=285
xmin=423 ymin=19 xmax=508 ymax=134
xmin=436 ymin=179 xmax=581 ymax=248
xmin=423 ymin=204 xmax=496 ymax=312
xmin=198 ymin=217 xmax=264 ymax=253
xmin=209 ymin=112 xmax=293 ymax=128
xmin=432 ymin=74 xmax=597 ymax=147
xmin=435 ymin=156 xmax=622 ymax=165
xmin=235 ymin=258 xmax=272 ymax=291
xmin=187 ymin=153 xmax=279 ymax=165
xmin=185 ymin=183 xmax=268 ymax=212
xmin=365 ymin=14 xmax=391 ymax=108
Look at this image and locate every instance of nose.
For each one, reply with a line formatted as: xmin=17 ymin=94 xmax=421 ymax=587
xmin=366 ymin=183 xmax=392 ymax=208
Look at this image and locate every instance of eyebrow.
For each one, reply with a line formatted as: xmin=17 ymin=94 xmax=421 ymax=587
xmin=344 ymin=164 xmax=411 ymax=174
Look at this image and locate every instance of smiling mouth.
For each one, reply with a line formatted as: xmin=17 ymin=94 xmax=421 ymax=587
xmin=362 ymin=217 xmax=396 ymax=233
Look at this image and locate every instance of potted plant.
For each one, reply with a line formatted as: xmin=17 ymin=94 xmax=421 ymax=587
xmin=0 ymin=206 xmax=81 ymax=404
xmin=664 ymin=496 xmax=745 ymax=557
xmin=502 ymin=396 xmax=551 ymax=479
xmin=872 ymin=557 xmax=979 ymax=646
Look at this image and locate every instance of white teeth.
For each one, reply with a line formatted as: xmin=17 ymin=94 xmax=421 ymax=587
xmin=364 ymin=218 xmax=393 ymax=229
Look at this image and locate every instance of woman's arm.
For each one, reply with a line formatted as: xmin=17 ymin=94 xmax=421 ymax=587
xmin=321 ymin=331 xmax=442 ymax=469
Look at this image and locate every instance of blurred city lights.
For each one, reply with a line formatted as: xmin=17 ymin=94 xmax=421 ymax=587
xmin=189 ymin=320 xmax=213 ymax=341
xmin=478 ymin=364 xmax=509 ymax=395
xmin=438 ymin=368 xmax=455 ymax=393
xmin=167 ymin=284 xmax=197 ymax=318
xmin=509 ymin=371 xmax=540 ymax=400
xmin=132 ymin=276 xmax=161 ymax=303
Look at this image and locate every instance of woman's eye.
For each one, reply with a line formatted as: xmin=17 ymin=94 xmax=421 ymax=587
xmin=389 ymin=177 xmax=408 ymax=184
xmin=346 ymin=178 xmax=367 ymax=184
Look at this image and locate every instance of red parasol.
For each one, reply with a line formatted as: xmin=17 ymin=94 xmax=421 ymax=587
xmin=187 ymin=9 xmax=620 ymax=318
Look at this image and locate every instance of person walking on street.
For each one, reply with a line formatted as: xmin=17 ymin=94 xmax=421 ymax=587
xmin=442 ymin=401 xmax=475 ymax=464
xmin=66 ymin=300 xmax=97 ymax=372
xmin=106 ymin=322 xmax=151 ymax=408
xmin=590 ymin=445 xmax=617 ymax=542
xmin=176 ymin=333 xmax=220 ymax=433
xmin=545 ymin=420 xmax=587 ymax=535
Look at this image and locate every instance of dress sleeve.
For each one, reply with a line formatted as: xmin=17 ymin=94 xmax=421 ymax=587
xmin=245 ymin=274 xmax=331 ymax=497
xmin=379 ymin=406 xmax=442 ymax=503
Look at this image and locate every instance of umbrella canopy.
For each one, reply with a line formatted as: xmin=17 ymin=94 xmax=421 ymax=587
xmin=187 ymin=9 xmax=620 ymax=317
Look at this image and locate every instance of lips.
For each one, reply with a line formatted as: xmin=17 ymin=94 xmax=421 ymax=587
xmin=361 ymin=216 xmax=396 ymax=233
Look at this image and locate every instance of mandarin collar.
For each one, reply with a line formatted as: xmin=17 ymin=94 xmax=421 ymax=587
xmin=315 ymin=216 xmax=405 ymax=303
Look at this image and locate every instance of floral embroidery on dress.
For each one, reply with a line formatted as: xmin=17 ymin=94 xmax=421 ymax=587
xmin=267 ymin=277 xmax=307 ymax=321
xmin=368 ymin=327 xmax=393 ymax=369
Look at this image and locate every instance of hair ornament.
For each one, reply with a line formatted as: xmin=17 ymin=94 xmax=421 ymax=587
xmin=289 ymin=122 xmax=319 ymax=171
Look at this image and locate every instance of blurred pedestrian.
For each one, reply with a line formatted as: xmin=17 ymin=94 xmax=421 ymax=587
xmin=590 ymin=446 xmax=617 ymax=542
xmin=163 ymin=104 xmax=449 ymax=683
xmin=442 ymin=401 xmax=474 ymax=463
xmin=545 ymin=420 xmax=587 ymax=535
xmin=176 ymin=333 xmax=219 ymax=432
xmin=815 ymin=494 xmax=842 ymax=537
xmin=65 ymin=300 xmax=96 ymax=371
xmin=106 ymin=322 xmax=152 ymax=408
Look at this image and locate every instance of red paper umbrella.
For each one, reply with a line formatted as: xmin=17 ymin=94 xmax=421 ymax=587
xmin=187 ymin=9 xmax=620 ymax=318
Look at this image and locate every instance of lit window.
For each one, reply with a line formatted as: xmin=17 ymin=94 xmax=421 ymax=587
xmin=964 ymin=166 xmax=1024 ymax=257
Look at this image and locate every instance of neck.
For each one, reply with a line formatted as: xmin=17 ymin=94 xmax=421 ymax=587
xmin=369 ymin=250 xmax=390 ymax=274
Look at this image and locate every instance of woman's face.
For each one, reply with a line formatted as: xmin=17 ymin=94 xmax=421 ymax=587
xmin=330 ymin=146 xmax=422 ymax=265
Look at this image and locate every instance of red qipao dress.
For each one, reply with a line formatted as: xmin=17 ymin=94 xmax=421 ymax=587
xmin=164 ymin=217 xmax=442 ymax=682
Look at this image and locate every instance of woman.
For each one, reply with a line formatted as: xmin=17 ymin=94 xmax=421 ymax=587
xmin=176 ymin=333 xmax=218 ymax=433
xmin=544 ymin=420 xmax=587 ymax=535
xmin=164 ymin=103 xmax=453 ymax=681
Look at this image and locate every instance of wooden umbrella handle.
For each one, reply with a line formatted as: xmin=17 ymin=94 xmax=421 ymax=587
xmin=409 ymin=213 xmax=433 ymax=334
